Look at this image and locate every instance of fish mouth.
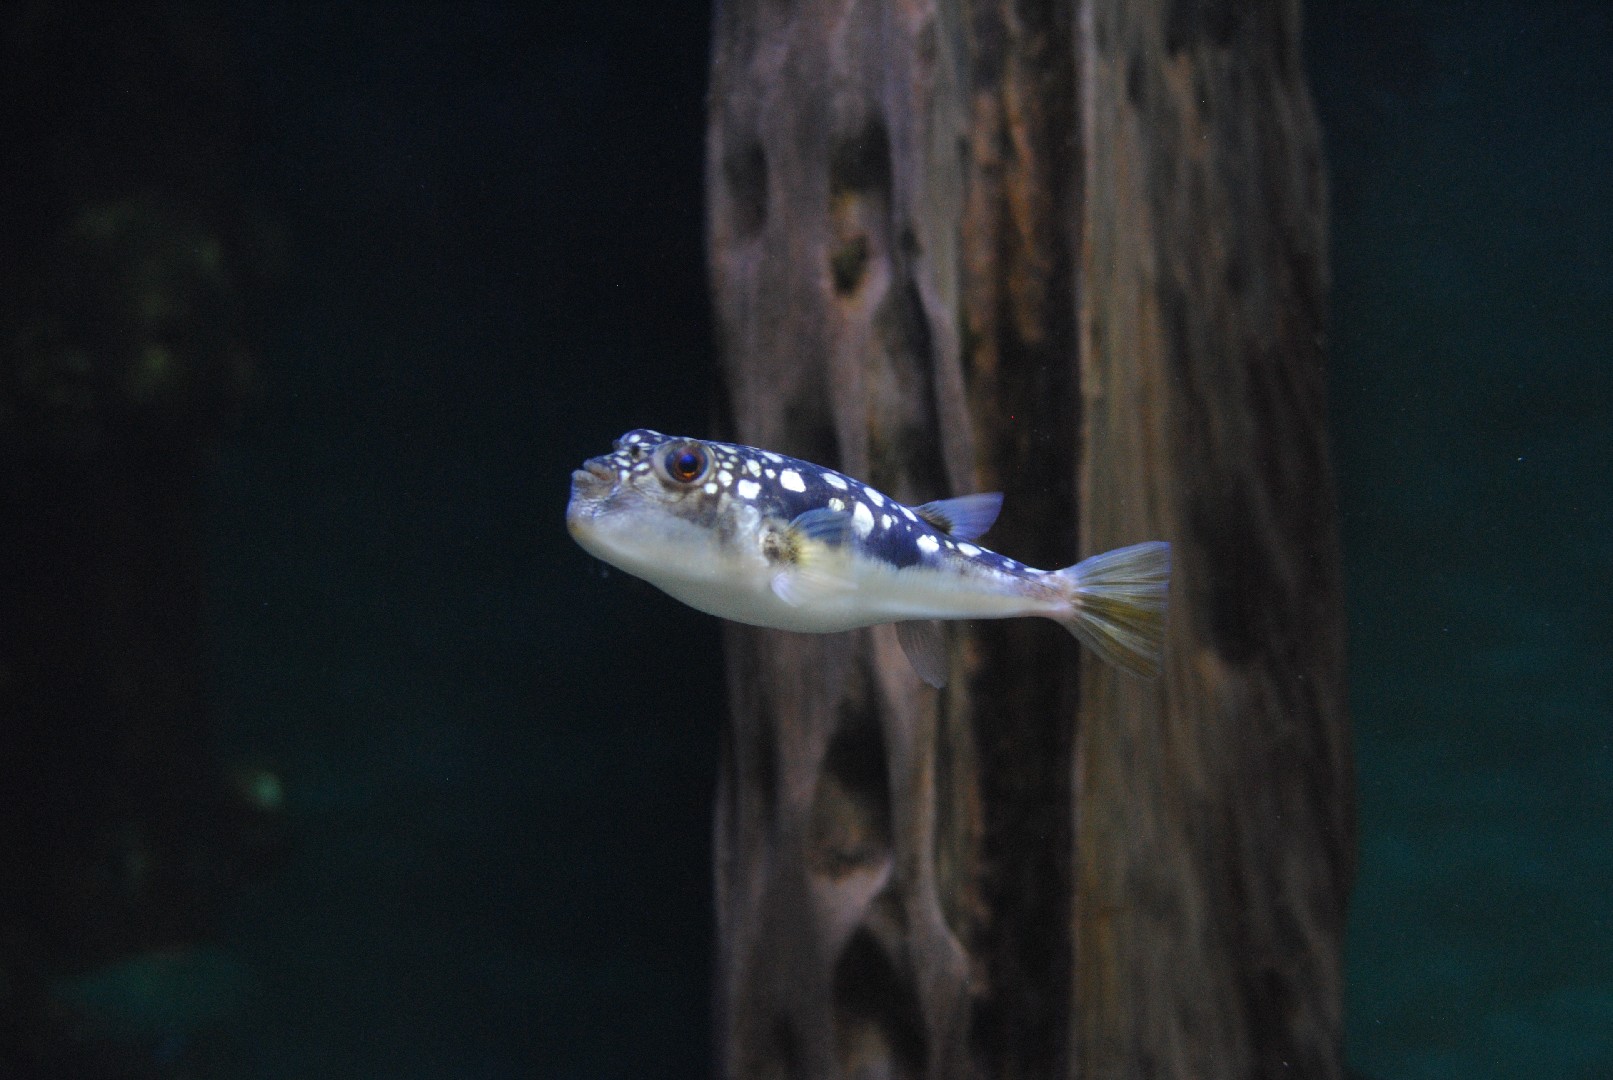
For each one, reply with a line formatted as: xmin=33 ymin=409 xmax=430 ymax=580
xmin=570 ymin=459 xmax=619 ymax=500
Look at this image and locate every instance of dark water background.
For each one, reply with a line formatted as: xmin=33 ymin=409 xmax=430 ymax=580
xmin=1309 ymin=3 xmax=1612 ymax=1077
xmin=23 ymin=0 xmax=1604 ymax=1077
xmin=206 ymin=5 xmax=719 ymax=1077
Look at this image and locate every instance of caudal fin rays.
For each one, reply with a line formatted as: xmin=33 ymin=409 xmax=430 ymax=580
xmin=1053 ymin=541 xmax=1171 ymax=678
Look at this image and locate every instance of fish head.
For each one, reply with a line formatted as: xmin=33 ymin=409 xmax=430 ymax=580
xmin=567 ymin=429 xmax=734 ymax=579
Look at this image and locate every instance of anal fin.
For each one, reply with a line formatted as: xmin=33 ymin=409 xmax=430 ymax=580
xmin=894 ymin=619 xmax=948 ymax=688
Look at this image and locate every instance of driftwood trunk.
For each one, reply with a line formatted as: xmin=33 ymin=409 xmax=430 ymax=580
xmin=705 ymin=0 xmax=1353 ymax=1076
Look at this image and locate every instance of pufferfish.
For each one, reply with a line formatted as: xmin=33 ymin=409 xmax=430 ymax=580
xmin=566 ymin=429 xmax=1171 ymax=686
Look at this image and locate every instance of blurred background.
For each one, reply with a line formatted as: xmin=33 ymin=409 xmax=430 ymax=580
xmin=0 ymin=1 xmax=1606 ymax=1078
xmin=1309 ymin=4 xmax=1612 ymax=1077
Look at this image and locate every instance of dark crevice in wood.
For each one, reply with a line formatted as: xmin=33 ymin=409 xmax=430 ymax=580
xmin=723 ymin=138 xmax=770 ymax=238
xmin=830 ymin=234 xmax=870 ymax=295
xmin=1164 ymin=0 xmax=1241 ymax=53
xmin=808 ymin=690 xmax=893 ymax=881
xmin=829 ymin=119 xmax=893 ymax=199
xmin=957 ymin=0 xmax=1082 ymax=1073
xmin=868 ymin=272 xmax=945 ymax=497
xmin=834 ymin=927 xmax=928 ymax=1079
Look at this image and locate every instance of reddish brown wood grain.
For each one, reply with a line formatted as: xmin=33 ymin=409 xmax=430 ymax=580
xmin=706 ymin=0 xmax=1352 ymax=1076
xmin=1072 ymin=4 xmax=1353 ymax=1076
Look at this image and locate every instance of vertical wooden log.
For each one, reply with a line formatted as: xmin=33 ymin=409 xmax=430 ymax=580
xmin=705 ymin=0 xmax=1352 ymax=1075
xmin=707 ymin=0 xmax=980 ymax=1074
xmin=1072 ymin=2 xmax=1353 ymax=1077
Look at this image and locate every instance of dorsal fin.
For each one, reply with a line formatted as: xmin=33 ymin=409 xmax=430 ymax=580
xmin=912 ymin=493 xmax=1003 ymax=541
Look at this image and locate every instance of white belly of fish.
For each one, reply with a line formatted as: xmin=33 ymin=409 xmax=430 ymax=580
xmin=653 ymin=551 xmax=1055 ymax=634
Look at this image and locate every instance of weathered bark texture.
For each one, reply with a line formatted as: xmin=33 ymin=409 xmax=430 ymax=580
xmin=1071 ymin=2 xmax=1354 ymax=1077
xmin=706 ymin=0 xmax=1352 ymax=1075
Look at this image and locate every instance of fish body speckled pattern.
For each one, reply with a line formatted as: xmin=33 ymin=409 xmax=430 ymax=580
xmin=566 ymin=429 xmax=1170 ymax=685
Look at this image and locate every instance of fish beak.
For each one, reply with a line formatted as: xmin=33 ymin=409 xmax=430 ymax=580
xmin=570 ymin=458 xmax=619 ymax=500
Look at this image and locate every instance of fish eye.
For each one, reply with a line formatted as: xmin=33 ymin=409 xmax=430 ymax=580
xmin=657 ymin=442 xmax=709 ymax=486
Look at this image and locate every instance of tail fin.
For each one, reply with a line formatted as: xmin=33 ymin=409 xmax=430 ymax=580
xmin=1053 ymin=541 xmax=1171 ymax=678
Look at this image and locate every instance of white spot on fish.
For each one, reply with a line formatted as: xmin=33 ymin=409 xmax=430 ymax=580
xmin=779 ymin=469 xmax=805 ymax=492
xmin=881 ymin=514 xmax=893 ymax=530
xmin=703 ymin=482 xmax=719 ymax=495
xmin=900 ymin=506 xmax=917 ymax=521
xmin=718 ymin=470 xmax=733 ymax=486
xmin=866 ymin=489 xmax=884 ymax=507
xmin=852 ymin=502 xmax=875 ymax=536
xmin=737 ymin=478 xmax=760 ymax=500
xmin=762 ymin=451 xmax=782 ymax=463
xmin=958 ymin=543 xmax=980 ymax=557
xmin=828 ymin=497 xmax=845 ymax=512
xmin=916 ymin=534 xmax=940 ymax=554
xmin=824 ymin=473 xmax=848 ymax=490
xmin=765 ymin=469 xmax=776 ymax=479
xmin=746 ymin=459 xmax=762 ymax=477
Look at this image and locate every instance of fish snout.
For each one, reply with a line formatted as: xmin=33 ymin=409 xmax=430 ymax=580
xmin=570 ymin=457 xmax=620 ymax=499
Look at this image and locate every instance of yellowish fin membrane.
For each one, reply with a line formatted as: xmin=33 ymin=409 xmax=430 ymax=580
xmin=1054 ymin=541 xmax=1171 ymax=678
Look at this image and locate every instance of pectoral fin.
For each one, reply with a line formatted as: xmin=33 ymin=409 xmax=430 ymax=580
xmin=787 ymin=508 xmax=854 ymax=545
xmin=770 ymin=509 xmax=858 ymax=607
xmin=770 ymin=566 xmax=856 ymax=607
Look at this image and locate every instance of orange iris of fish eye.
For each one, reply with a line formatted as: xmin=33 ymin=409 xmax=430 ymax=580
xmin=666 ymin=445 xmax=706 ymax=483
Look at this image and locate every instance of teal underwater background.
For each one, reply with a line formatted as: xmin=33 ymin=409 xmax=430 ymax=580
xmin=4 ymin=0 xmax=1608 ymax=1077
xmin=1310 ymin=3 xmax=1613 ymax=1077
